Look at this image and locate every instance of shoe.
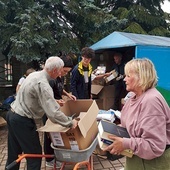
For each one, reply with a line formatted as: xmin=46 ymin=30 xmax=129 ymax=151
xmin=46 ymin=160 xmax=62 ymax=168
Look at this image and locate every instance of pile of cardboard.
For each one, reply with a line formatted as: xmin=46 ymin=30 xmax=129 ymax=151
xmin=91 ymin=67 xmax=117 ymax=110
xmin=91 ymin=84 xmax=115 ymax=110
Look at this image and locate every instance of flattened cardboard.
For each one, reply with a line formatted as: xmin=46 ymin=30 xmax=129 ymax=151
xmin=38 ymin=119 xmax=69 ymax=132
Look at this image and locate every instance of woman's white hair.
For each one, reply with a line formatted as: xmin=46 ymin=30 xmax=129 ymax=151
xmin=44 ymin=56 xmax=64 ymax=71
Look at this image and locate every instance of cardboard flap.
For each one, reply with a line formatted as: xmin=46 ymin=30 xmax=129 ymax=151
xmin=78 ymin=112 xmax=86 ymax=119
xmin=37 ymin=119 xmax=69 ymax=132
xmin=78 ymin=100 xmax=99 ymax=138
xmin=91 ymin=84 xmax=103 ymax=95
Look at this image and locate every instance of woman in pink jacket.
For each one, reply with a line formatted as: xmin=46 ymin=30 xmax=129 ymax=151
xmin=104 ymin=58 xmax=170 ymax=170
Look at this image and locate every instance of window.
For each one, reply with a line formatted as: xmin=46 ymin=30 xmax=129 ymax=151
xmin=0 ymin=58 xmax=13 ymax=87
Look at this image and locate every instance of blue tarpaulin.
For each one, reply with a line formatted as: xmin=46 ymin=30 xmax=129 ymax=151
xmin=91 ymin=31 xmax=170 ymax=105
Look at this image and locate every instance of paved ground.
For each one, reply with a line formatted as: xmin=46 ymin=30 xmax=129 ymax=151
xmin=0 ymin=118 xmax=125 ymax=170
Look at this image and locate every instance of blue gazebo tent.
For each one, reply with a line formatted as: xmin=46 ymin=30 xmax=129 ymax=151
xmin=90 ymin=31 xmax=170 ymax=106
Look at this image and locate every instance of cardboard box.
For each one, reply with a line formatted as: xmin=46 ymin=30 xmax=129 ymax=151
xmin=91 ymin=84 xmax=115 ymax=97
xmin=99 ymin=85 xmax=115 ymax=98
xmin=92 ymin=85 xmax=115 ymax=110
xmin=91 ymin=84 xmax=103 ymax=95
xmin=94 ymin=99 xmax=103 ymax=109
xmin=92 ymin=78 xmax=106 ymax=86
xmin=102 ymin=97 xmax=115 ymax=110
xmin=104 ymin=70 xmax=118 ymax=83
xmin=38 ymin=100 xmax=99 ymax=150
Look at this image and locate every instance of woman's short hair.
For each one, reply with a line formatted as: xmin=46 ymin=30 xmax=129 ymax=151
xmin=44 ymin=56 xmax=64 ymax=71
xmin=125 ymin=58 xmax=158 ymax=91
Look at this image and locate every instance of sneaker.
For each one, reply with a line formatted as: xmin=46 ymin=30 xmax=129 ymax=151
xmin=46 ymin=160 xmax=62 ymax=168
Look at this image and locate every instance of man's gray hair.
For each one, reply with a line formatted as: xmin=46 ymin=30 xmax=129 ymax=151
xmin=44 ymin=56 xmax=64 ymax=71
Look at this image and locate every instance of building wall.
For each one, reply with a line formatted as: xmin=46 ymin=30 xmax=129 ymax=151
xmin=136 ymin=45 xmax=170 ymax=91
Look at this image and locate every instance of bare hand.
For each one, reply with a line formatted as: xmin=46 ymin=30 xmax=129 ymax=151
xmin=103 ymin=135 xmax=124 ymax=155
xmin=68 ymin=94 xmax=77 ymax=101
xmin=105 ymin=72 xmax=112 ymax=77
xmin=56 ymin=99 xmax=65 ymax=106
xmin=71 ymin=119 xmax=78 ymax=129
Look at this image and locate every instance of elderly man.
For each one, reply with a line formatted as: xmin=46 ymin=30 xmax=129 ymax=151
xmin=5 ymin=56 xmax=78 ymax=170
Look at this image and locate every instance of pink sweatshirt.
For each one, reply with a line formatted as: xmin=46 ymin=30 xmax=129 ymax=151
xmin=121 ymin=88 xmax=170 ymax=160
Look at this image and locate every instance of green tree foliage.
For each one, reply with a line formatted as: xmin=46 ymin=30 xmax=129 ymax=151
xmin=0 ymin=0 xmax=126 ymax=62
xmin=112 ymin=0 xmax=170 ymax=36
xmin=0 ymin=0 xmax=169 ymax=63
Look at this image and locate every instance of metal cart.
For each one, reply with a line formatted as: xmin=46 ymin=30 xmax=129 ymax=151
xmin=51 ymin=136 xmax=98 ymax=170
xmin=6 ymin=136 xmax=98 ymax=170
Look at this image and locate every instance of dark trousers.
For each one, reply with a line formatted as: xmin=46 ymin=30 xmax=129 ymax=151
xmin=42 ymin=114 xmax=54 ymax=162
xmin=6 ymin=110 xmax=42 ymax=170
xmin=113 ymin=83 xmax=127 ymax=111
